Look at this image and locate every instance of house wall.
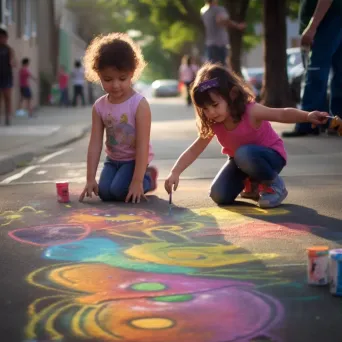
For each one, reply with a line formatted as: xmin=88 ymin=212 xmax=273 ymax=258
xmin=59 ymin=6 xmax=90 ymax=103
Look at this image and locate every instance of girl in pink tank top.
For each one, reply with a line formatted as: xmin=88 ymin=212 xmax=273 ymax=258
xmin=165 ymin=63 xmax=329 ymax=208
xmin=79 ymin=33 xmax=157 ymax=204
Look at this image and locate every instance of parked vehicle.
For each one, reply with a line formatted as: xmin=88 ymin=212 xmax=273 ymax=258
xmin=287 ymin=47 xmax=331 ymax=104
xmin=241 ymin=48 xmax=306 ymax=104
xmin=151 ymin=79 xmax=180 ymax=97
xmin=242 ymin=67 xmax=263 ymax=101
xmin=241 ymin=68 xmax=260 ymax=100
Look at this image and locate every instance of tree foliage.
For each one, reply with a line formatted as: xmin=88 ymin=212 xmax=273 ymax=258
xmin=67 ymin=0 xmax=301 ymax=89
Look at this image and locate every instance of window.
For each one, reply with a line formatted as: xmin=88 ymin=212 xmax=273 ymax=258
xmin=1 ymin=0 xmax=13 ymax=27
xmin=23 ymin=0 xmax=31 ymax=37
xmin=31 ymin=0 xmax=36 ymax=37
xmin=19 ymin=0 xmax=36 ymax=39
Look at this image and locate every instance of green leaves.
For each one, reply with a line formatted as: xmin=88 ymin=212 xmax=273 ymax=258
xmin=160 ymin=22 xmax=196 ymax=53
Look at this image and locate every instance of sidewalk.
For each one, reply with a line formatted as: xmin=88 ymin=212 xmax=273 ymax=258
xmin=0 ymin=106 xmax=92 ymax=175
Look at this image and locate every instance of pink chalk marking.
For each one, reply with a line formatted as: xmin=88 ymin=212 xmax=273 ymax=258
xmin=8 ymin=223 xmax=91 ymax=246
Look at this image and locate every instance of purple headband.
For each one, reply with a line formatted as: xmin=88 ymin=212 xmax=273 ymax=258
xmin=197 ymin=77 xmax=219 ymax=92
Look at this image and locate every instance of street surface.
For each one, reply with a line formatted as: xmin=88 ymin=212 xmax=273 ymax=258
xmin=1 ymin=96 xmax=342 ymax=342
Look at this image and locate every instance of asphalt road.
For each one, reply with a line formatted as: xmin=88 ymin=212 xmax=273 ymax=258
xmin=1 ymin=97 xmax=342 ymax=342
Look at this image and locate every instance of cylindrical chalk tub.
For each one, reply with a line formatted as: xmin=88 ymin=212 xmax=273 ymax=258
xmin=56 ymin=181 xmax=70 ymax=203
xmin=306 ymin=246 xmax=329 ymax=285
xmin=329 ymin=249 xmax=342 ymax=296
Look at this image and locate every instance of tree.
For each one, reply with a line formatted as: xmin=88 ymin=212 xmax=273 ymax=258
xmin=66 ymin=0 xmax=269 ymax=81
xmin=261 ymin=0 xmax=294 ymax=107
xmin=224 ymin=0 xmax=251 ymax=75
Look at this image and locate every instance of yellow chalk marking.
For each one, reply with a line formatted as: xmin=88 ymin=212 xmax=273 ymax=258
xmin=130 ymin=318 xmax=174 ymax=330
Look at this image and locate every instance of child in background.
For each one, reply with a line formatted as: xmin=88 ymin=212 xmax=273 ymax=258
xmin=18 ymin=58 xmax=36 ymax=117
xmin=179 ymin=55 xmax=199 ymax=106
xmin=58 ymin=65 xmax=69 ymax=107
xmin=79 ymin=32 xmax=158 ymax=204
xmin=164 ymin=63 xmax=329 ymax=208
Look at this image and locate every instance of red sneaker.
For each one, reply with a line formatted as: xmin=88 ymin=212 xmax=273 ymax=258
xmin=146 ymin=166 xmax=158 ymax=192
xmin=240 ymin=178 xmax=260 ymax=201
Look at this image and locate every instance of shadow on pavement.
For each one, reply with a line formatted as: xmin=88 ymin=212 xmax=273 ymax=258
xmin=1 ymin=191 xmax=342 ymax=342
xmin=0 ymin=194 xmax=294 ymax=342
xmin=218 ymin=201 xmax=342 ymax=244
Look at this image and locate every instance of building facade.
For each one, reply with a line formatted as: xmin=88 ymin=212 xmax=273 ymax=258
xmin=0 ymin=0 xmax=89 ymax=111
xmin=1 ymin=0 xmax=39 ymax=109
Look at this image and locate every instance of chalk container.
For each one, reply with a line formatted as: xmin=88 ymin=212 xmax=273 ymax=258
xmin=56 ymin=182 xmax=70 ymax=203
xmin=306 ymin=246 xmax=329 ymax=285
xmin=329 ymin=249 xmax=342 ymax=296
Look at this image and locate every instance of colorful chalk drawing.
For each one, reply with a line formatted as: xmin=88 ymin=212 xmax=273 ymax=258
xmin=26 ymin=264 xmax=283 ymax=342
xmin=0 ymin=206 xmax=44 ymax=227
xmin=4 ymin=204 xmax=324 ymax=341
xmin=9 ymin=223 xmax=91 ymax=246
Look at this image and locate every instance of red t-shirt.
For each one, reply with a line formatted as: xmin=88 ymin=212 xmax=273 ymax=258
xmin=19 ymin=67 xmax=30 ymax=87
xmin=59 ymin=72 xmax=69 ymax=90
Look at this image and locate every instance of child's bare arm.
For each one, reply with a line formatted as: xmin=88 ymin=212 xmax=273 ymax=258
xmin=132 ymin=98 xmax=151 ymax=183
xmin=171 ymin=136 xmax=213 ymax=176
xmin=250 ymin=102 xmax=329 ymax=125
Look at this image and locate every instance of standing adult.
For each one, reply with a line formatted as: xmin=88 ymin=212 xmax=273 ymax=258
xmin=283 ymin=0 xmax=342 ymax=137
xmin=0 ymin=28 xmax=16 ymax=126
xmin=72 ymin=60 xmax=86 ymax=106
xmin=200 ymin=0 xmax=246 ymax=66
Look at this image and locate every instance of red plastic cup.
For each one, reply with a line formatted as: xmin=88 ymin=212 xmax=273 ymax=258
xmin=56 ymin=182 xmax=70 ymax=203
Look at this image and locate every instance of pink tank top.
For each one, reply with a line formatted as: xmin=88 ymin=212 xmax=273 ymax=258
xmin=94 ymin=92 xmax=154 ymax=163
xmin=212 ymin=102 xmax=287 ymax=162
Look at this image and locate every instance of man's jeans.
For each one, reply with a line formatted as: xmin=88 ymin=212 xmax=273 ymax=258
xmin=296 ymin=14 xmax=342 ymax=133
xmin=59 ymin=88 xmax=69 ymax=106
xmin=207 ymin=45 xmax=227 ymax=66
xmin=98 ymin=158 xmax=152 ymax=201
xmin=210 ymin=145 xmax=286 ymax=205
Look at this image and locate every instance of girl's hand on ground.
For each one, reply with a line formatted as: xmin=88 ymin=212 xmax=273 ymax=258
xmin=164 ymin=172 xmax=180 ymax=194
xmin=126 ymin=180 xmax=147 ymax=203
xmin=79 ymin=180 xmax=99 ymax=202
xmin=308 ymin=111 xmax=329 ymax=125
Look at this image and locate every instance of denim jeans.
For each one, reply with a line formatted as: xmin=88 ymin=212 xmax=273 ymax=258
xmin=98 ymin=158 xmax=152 ymax=201
xmin=296 ymin=14 xmax=342 ymax=133
xmin=72 ymin=85 xmax=86 ymax=106
xmin=209 ymin=145 xmax=286 ymax=205
xmin=206 ymin=45 xmax=227 ymax=66
xmin=59 ymin=89 xmax=69 ymax=106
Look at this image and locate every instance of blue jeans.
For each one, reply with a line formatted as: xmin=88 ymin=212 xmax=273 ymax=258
xmin=59 ymin=88 xmax=69 ymax=106
xmin=98 ymin=158 xmax=152 ymax=201
xmin=296 ymin=14 xmax=342 ymax=133
xmin=206 ymin=45 xmax=227 ymax=66
xmin=210 ymin=145 xmax=286 ymax=205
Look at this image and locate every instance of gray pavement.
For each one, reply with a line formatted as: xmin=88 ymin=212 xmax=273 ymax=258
xmin=0 ymin=97 xmax=342 ymax=342
xmin=0 ymin=106 xmax=92 ymax=175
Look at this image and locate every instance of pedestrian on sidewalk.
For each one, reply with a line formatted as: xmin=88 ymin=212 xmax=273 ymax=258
xmin=164 ymin=63 xmax=329 ymax=208
xmin=178 ymin=55 xmax=199 ymax=106
xmin=17 ymin=58 xmax=36 ymax=118
xmin=0 ymin=28 xmax=16 ymax=126
xmin=79 ymin=32 xmax=158 ymax=204
xmin=71 ymin=60 xmax=86 ymax=107
xmin=201 ymin=0 xmax=245 ymax=66
xmin=58 ymin=65 xmax=69 ymax=107
xmin=283 ymin=0 xmax=342 ymax=137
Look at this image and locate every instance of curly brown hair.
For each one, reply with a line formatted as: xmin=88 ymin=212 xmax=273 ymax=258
xmin=83 ymin=32 xmax=147 ymax=83
xmin=191 ymin=63 xmax=255 ymax=139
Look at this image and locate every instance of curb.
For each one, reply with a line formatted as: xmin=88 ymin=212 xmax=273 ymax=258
xmin=0 ymin=125 xmax=91 ymax=176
